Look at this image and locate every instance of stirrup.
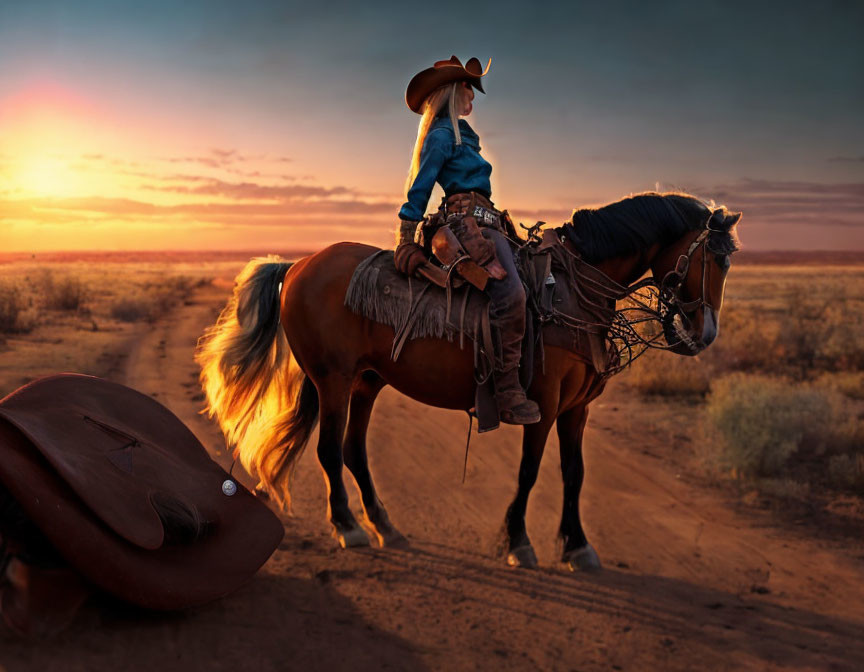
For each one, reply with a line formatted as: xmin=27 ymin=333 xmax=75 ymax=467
xmin=497 ymin=397 xmax=541 ymax=425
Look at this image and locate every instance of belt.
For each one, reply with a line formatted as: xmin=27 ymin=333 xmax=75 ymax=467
xmin=442 ymin=192 xmax=503 ymax=230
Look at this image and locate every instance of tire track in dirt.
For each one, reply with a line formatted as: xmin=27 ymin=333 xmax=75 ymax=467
xmin=30 ymin=277 xmax=863 ymax=671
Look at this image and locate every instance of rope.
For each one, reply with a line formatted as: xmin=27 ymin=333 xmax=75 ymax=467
xmin=523 ymin=232 xmax=699 ymax=377
xmin=462 ymin=412 xmax=473 ymax=483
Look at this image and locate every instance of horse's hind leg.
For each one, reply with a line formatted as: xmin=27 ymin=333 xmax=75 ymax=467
xmin=314 ymin=375 xmax=370 ymax=548
xmin=343 ymin=371 xmax=408 ymax=548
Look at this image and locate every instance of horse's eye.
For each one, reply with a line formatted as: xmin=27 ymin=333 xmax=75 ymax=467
xmin=714 ymin=254 xmax=731 ymax=271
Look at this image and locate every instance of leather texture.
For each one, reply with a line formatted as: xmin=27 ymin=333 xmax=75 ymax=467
xmin=394 ymin=242 xmax=427 ymax=276
xmin=0 ymin=374 xmax=284 ymax=612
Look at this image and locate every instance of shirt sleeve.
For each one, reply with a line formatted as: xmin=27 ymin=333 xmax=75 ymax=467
xmin=398 ymin=130 xmax=452 ymax=221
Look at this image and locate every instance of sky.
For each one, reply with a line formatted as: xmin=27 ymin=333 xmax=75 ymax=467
xmin=1 ymin=0 xmax=862 ymax=252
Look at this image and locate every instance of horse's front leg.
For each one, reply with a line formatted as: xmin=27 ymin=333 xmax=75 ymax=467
xmin=557 ymin=404 xmax=601 ymax=571
xmin=501 ymin=414 xmax=557 ymax=569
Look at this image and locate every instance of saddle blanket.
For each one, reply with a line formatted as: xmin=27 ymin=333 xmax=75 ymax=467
xmin=344 ymin=248 xmax=610 ymax=372
xmin=344 ymin=249 xmax=491 ymax=350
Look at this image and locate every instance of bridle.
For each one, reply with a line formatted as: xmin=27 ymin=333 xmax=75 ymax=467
xmin=521 ymin=203 xmax=736 ymax=375
xmin=658 ymin=214 xmax=730 ymax=319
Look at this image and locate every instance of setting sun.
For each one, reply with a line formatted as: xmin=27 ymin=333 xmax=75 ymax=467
xmin=13 ymin=155 xmax=78 ymax=198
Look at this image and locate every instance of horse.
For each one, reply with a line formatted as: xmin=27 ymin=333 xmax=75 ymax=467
xmin=196 ymin=191 xmax=742 ymax=571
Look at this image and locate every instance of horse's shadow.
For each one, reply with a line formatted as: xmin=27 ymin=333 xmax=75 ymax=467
xmin=0 ymin=572 xmax=428 ymax=672
xmin=368 ymin=540 xmax=864 ymax=670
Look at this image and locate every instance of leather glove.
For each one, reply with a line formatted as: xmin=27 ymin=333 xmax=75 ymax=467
xmin=394 ymin=220 xmax=426 ymax=276
xmin=395 ymin=242 xmax=426 ymax=276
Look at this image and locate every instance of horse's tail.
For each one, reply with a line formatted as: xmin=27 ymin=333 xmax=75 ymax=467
xmin=195 ymin=255 xmax=319 ymax=510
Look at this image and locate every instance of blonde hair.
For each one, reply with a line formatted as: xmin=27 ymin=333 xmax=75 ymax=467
xmin=404 ymin=82 xmax=466 ymax=200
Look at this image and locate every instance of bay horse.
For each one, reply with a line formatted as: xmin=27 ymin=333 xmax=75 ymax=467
xmin=196 ymin=191 xmax=741 ymax=571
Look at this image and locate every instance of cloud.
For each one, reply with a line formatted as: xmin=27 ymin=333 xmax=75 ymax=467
xmin=1 ymin=193 xmax=399 ymax=224
xmin=154 ymin=147 xmax=291 ymax=169
xmin=143 ymin=177 xmax=356 ymax=201
xmin=687 ymin=178 xmax=864 ymax=230
xmin=827 ymin=156 xmax=864 ymax=163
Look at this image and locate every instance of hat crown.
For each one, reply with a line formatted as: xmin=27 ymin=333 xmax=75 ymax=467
xmin=434 ymin=55 xmax=462 ymax=69
xmin=405 ymin=56 xmax=491 ymax=114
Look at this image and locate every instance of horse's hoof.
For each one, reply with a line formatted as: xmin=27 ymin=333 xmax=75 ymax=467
xmin=337 ymin=526 xmax=370 ymax=549
xmin=506 ymin=544 xmax=538 ymax=569
xmin=563 ymin=544 xmax=602 ymax=572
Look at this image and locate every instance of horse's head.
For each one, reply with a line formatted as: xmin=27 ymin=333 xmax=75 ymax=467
xmin=650 ymin=205 xmax=742 ymax=356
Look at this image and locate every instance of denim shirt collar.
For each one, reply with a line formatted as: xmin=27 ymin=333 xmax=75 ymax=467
xmin=431 ymin=116 xmax=480 ymax=149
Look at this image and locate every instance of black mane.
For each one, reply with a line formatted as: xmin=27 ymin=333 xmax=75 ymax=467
xmin=557 ymin=192 xmax=711 ymax=263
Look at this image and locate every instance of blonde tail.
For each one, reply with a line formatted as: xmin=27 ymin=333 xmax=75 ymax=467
xmin=195 ymin=256 xmax=318 ymax=510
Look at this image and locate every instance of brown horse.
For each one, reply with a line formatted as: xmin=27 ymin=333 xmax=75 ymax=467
xmin=196 ymin=191 xmax=741 ymax=571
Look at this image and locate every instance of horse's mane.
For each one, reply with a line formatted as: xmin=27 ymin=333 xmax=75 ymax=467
xmin=557 ymin=192 xmax=712 ymax=263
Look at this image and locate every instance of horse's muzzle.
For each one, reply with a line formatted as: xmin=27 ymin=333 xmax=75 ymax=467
xmin=663 ymin=306 xmax=718 ymax=356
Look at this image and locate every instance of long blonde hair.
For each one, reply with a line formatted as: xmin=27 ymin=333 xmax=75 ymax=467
xmin=404 ymin=82 xmax=466 ymax=200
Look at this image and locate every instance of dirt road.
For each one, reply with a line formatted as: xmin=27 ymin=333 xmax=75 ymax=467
xmin=3 ymin=278 xmax=863 ymax=671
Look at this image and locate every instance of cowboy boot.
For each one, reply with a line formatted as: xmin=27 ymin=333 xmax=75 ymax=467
xmin=494 ymin=365 xmax=541 ymax=425
xmin=492 ymin=311 xmax=540 ymax=425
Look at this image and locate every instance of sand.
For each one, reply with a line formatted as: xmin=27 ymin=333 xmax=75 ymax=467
xmin=1 ymin=276 xmax=863 ymax=671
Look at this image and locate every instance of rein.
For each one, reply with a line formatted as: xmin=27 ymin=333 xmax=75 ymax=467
xmin=524 ymin=217 xmax=718 ymax=376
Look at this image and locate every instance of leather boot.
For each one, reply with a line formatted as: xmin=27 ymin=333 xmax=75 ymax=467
xmin=494 ymin=366 xmax=541 ymax=425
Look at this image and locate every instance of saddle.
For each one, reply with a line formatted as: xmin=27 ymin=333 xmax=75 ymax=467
xmin=411 ymin=192 xmax=519 ymax=291
xmin=0 ymin=374 xmax=284 ymax=636
xmin=344 ymin=229 xmax=618 ymax=430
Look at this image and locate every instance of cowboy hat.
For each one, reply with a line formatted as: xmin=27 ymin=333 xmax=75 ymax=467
xmin=0 ymin=374 xmax=284 ymax=635
xmin=405 ymin=55 xmax=491 ymax=114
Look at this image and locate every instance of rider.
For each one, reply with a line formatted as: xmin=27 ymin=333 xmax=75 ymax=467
xmin=394 ymin=56 xmax=540 ymax=426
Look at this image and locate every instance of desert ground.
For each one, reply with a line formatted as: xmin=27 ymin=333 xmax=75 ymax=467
xmin=0 ymin=251 xmax=863 ymax=671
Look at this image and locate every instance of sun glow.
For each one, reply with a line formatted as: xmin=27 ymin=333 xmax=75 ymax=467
xmin=14 ymin=155 xmax=76 ymax=197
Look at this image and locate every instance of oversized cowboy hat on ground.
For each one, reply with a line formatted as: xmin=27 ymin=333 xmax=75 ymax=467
xmin=405 ymin=55 xmax=492 ymax=113
xmin=0 ymin=373 xmax=284 ymax=637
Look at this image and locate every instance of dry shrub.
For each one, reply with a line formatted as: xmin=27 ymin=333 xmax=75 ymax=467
xmin=701 ymin=280 xmax=864 ymax=377
xmin=108 ymin=276 xmax=193 ymax=323
xmin=0 ymin=283 xmax=23 ymax=333
xmin=110 ymin=297 xmax=156 ymax=322
xmin=705 ymin=373 xmax=859 ymax=478
xmin=827 ymin=453 xmax=864 ymax=492
xmin=705 ymin=311 xmax=784 ymax=372
xmin=0 ymin=282 xmax=37 ymax=333
xmin=757 ymin=478 xmax=811 ymax=500
xmin=815 ymin=371 xmax=864 ymax=401
xmin=625 ymin=348 xmax=710 ymax=397
xmin=42 ymin=273 xmax=86 ymax=311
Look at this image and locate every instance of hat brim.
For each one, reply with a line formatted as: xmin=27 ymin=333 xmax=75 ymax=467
xmin=405 ymin=57 xmax=491 ymax=114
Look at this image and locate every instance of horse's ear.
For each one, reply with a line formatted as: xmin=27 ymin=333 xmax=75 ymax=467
xmin=724 ymin=211 xmax=742 ymax=228
xmin=709 ymin=208 xmax=726 ymax=229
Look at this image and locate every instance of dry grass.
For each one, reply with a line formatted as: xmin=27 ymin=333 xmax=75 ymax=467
xmin=626 ymin=266 xmax=864 ymax=390
xmin=0 ymin=259 xmax=231 ymax=398
xmin=109 ymin=276 xmax=196 ymax=322
xmin=624 ymin=264 xmax=864 ymax=499
xmin=704 ymin=373 xmax=861 ymax=478
xmin=38 ymin=270 xmax=87 ymax=311
xmin=624 ymin=349 xmax=710 ymax=397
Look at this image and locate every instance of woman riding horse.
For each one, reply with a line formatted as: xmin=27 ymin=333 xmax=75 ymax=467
xmin=394 ymin=56 xmax=540 ymax=426
xmin=195 ymin=56 xmax=743 ymax=563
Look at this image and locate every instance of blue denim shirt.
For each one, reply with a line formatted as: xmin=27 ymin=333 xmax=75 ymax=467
xmin=398 ymin=117 xmax=493 ymax=222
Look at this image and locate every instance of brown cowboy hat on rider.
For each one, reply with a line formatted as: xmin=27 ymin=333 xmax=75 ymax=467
xmin=405 ymin=55 xmax=491 ymax=114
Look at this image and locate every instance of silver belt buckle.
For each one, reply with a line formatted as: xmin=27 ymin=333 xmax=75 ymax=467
xmin=472 ymin=205 xmax=498 ymax=226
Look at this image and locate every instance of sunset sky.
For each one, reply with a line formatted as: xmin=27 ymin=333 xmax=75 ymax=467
xmin=1 ymin=0 xmax=862 ymax=252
